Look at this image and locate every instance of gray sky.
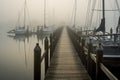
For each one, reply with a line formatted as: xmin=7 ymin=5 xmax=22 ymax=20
xmin=0 ymin=0 xmax=120 ymax=32
xmin=0 ymin=0 xmax=88 ymax=28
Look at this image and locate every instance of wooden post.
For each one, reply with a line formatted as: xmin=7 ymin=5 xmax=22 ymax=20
xmin=81 ymin=38 xmax=85 ymax=65
xmin=53 ymin=33 xmax=57 ymax=52
xmin=81 ymin=38 xmax=85 ymax=54
xmin=87 ymin=39 xmax=92 ymax=74
xmin=79 ymin=36 xmax=81 ymax=43
xmin=34 ymin=43 xmax=41 ymax=80
xmin=96 ymin=43 xmax=103 ymax=80
xmin=114 ymin=34 xmax=117 ymax=43
xmin=52 ymin=32 xmax=55 ymax=52
xmin=44 ymin=37 xmax=49 ymax=74
xmin=82 ymin=38 xmax=85 ymax=47
xmin=50 ymin=34 xmax=53 ymax=60
xmin=110 ymin=28 xmax=113 ymax=39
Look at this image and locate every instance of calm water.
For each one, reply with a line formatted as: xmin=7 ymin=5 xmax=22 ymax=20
xmin=0 ymin=26 xmax=47 ymax=80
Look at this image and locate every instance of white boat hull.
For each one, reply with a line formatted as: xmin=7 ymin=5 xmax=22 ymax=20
xmin=15 ymin=27 xmax=27 ymax=35
xmin=42 ymin=27 xmax=53 ymax=34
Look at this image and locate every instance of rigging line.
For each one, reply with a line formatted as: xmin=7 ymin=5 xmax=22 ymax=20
xmin=24 ymin=0 xmax=27 ymax=28
xmin=70 ymin=1 xmax=74 ymax=27
xmin=89 ymin=0 xmax=96 ymax=29
xmin=73 ymin=0 xmax=77 ymax=27
xmin=26 ymin=4 xmax=32 ymax=27
xmin=99 ymin=0 xmax=102 ymax=26
xmin=18 ymin=1 xmax=26 ymax=27
xmin=109 ymin=0 xmax=114 ymax=10
xmin=18 ymin=11 xmax=21 ymax=27
xmin=70 ymin=0 xmax=75 ymax=25
xmin=44 ymin=0 xmax=46 ymax=28
xmin=52 ymin=0 xmax=55 ymax=27
xmin=95 ymin=0 xmax=102 ymax=28
xmin=115 ymin=0 xmax=120 ymax=15
xmin=84 ymin=0 xmax=92 ymax=28
xmin=113 ymin=0 xmax=116 ymax=33
xmin=86 ymin=0 xmax=92 ymax=30
xmin=95 ymin=0 xmax=100 ymax=28
xmin=24 ymin=0 xmax=32 ymax=31
xmin=16 ymin=3 xmax=25 ymax=28
xmin=88 ymin=0 xmax=96 ymax=29
xmin=87 ymin=0 xmax=95 ymax=29
xmin=92 ymin=9 xmax=119 ymax=11
xmin=52 ymin=8 xmax=55 ymax=27
xmin=115 ymin=0 xmax=120 ymax=33
xmin=15 ymin=10 xmax=21 ymax=28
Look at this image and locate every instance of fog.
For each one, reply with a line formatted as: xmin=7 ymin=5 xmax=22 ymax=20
xmin=0 ymin=0 xmax=120 ymax=32
xmin=0 ymin=0 xmax=87 ymax=28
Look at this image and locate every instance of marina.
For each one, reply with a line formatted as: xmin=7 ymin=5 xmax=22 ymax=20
xmin=0 ymin=0 xmax=120 ymax=80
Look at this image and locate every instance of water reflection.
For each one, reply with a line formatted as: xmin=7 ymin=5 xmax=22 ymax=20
xmin=4 ymin=33 xmax=50 ymax=80
xmin=36 ymin=34 xmax=50 ymax=44
xmin=7 ymin=34 xmax=50 ymax=64
xmin=8 ymin=35 xmax=30 ymax=42
xmin=7 ymin=35 xmax=29 ymax=69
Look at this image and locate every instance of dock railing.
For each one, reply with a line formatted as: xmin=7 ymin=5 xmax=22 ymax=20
xmin=34 ymin=27 xmax=63 ymax=80
xmin=67 ymin=27 xmax=118 ymax=80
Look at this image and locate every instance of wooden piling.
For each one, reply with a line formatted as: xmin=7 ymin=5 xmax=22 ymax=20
xmin=96 ymin=43 xmax=103 ymax=80
xmin=79 ymin=36 xmax=81 ymax=43
xmin=81 ymin=38 xmax=86 ymax=65
xmin=87 ymin=40 xmax=92 ymax=74
xmin=34 ymin=43 xmax=41 ymax=80
xmin=82 ymin=38 xmax=85 ymax=47
xmin=50 ymin=34 xmax=53 ymax=60
xmin=45 ymin=37 xmax=49 ymax=74
xmin=110 ymin=28 xmax=113 ymax=39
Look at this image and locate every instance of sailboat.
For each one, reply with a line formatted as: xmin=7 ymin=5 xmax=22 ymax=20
xmin=15 ymin=0 xmax=29 ymax=35
xmin=41 ymin=0 xmax=53 ymax=35
xmin=8 ymin=0 xmax=30 ymax=35
xmin=94 ymin=0 xmax=120 ymax=44
xmin=70 ymin=0 xmax=77 ymax=32
xmin=84 ymin=0 xmax=120 ymax=69
xmin=15 ymin=27 xmax=27 ymax=35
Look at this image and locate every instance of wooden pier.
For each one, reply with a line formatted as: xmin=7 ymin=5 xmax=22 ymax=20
xmin=34 ymin=27 xmax=119 ymax=80
xmin=45 ymin=28 xmax=91 ymax=80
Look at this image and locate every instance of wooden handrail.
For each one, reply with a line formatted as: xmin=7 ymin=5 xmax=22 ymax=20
xmin=84 ymin=47 xmax=88 ymax=55
xmin=100 ymin=63 xmax=118 ymax=80
xmin=34 ymin=27 xmax=63 ymax=80
xmin=91 ymin=54 xmax=96 ymax=63
xmin=41 ymin=45 xmax=50 ymax=63
xmin=82 ymin=39 xmax=118 ymax=80
xmin=41 ymin=52 xmax=46 ymax=63
xmin=89 ymin=48 xmax=118 ymax=80
xmin=67 ymin=27 xmax=119 ymax=80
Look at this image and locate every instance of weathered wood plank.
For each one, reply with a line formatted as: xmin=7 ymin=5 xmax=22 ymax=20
xmin=45 ymin=28 xmax=91 ymax=80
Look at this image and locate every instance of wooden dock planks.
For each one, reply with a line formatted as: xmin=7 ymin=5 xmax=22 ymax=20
xmin=45 ymin=28 xmax=91 ymax=80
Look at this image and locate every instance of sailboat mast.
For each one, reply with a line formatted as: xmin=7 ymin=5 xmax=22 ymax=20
xmin=73 ymin=0 xmax=77 ymax=28
xmin=102 ymin=0 xmax=105 ymax=34
xmin=53 ymin=8 xmax=55 ymax=27
xmin=102 ymin=0 xmax=105 ymax=19
xmin=24 ymin=0 xmax=26 ymax=28
xmin=44 ymin=0 xmax=46 ymax=28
